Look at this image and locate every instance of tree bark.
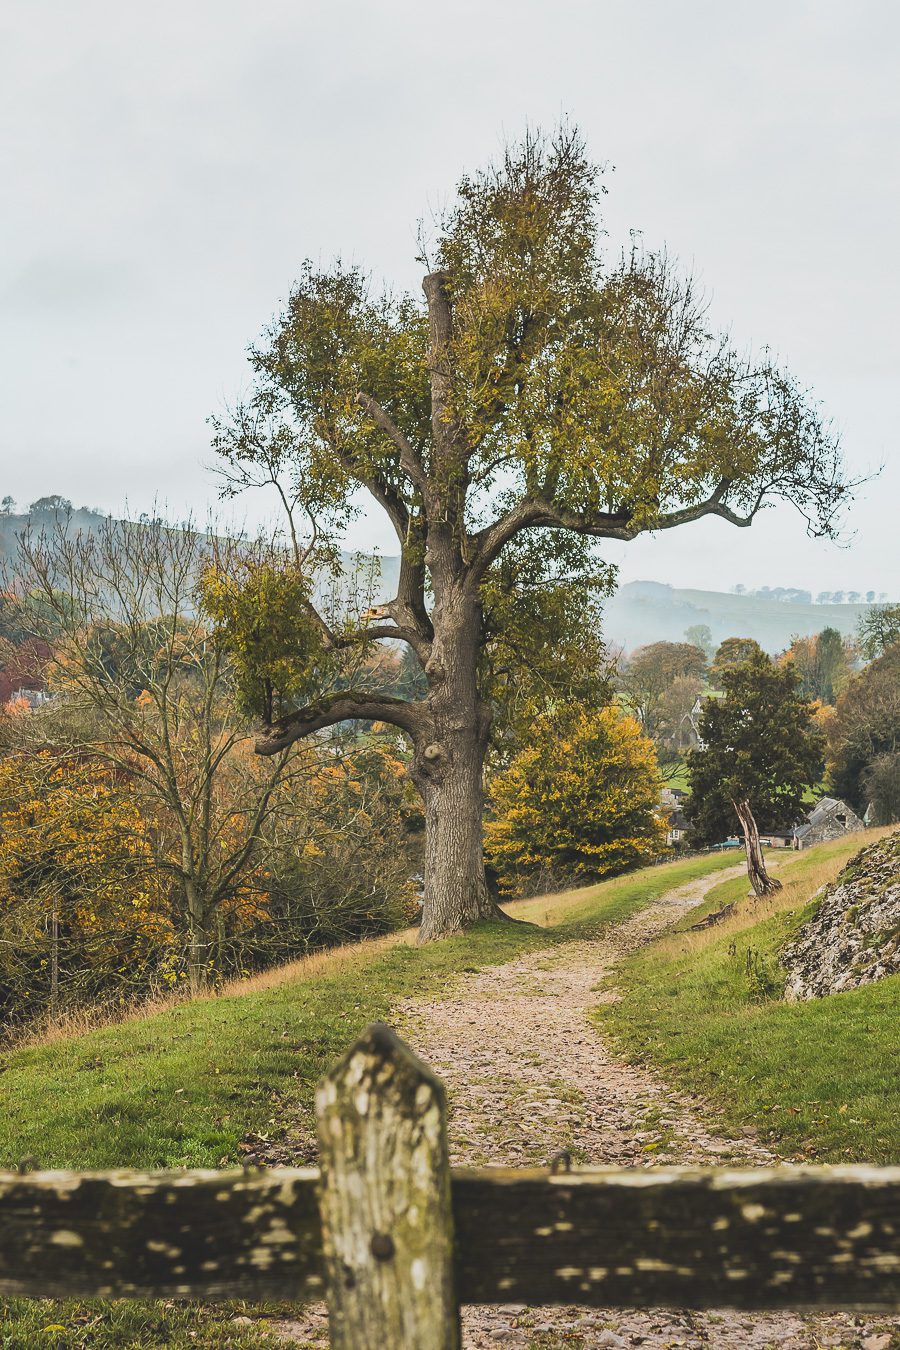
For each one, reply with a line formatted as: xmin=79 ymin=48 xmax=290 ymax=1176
xmin=49 ymin=892 xmax=60 ymax=1018
xmin=411 ymin=578 xmax=507 ymax=942
xmin=415 ymin=722 xmax=502 ymax=942
xmin=732 ymin=798 xmax=783 ymax=897
xmin=185 ymin=880 xmax=211 ymax=993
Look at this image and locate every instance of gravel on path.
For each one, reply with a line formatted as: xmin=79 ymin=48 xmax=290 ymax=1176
xmin=270 ymin=868 xmax=899 ymax=1350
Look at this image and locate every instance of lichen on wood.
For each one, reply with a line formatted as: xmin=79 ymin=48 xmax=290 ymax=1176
xmin=0 ymin=1167 xmax=323 ymax=1300
xmin=315 ymin=1022 xmax=460 ymax=1348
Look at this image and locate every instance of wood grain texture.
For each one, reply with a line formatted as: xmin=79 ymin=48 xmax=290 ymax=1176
xmin=453 ymin=1166 xmax=900 ymax=1310
xmin=315 ymin=1022 xmax=461 ymax=1348
xmin=0 ymin=1163 xmax=896 ymax=1311
xmin=0 ymin=1167 xmax=322 ymax=1300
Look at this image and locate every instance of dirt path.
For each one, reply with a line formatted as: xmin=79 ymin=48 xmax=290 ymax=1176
xmin=272 ymin=869 xmax=898 ymax=1350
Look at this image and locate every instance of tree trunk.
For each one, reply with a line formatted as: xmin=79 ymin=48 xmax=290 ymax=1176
xmin=412 ymin=573 xmax=507 ymax=942
xmin=49 ymin=892 xmax=59 ymax=1019
xmin=416 ymin=725 xmax=504 ymax=942
xmin=185 ymin=881 xmax=211 ymax=993
xmin=733 ymin=798 xmax=782 ymax=897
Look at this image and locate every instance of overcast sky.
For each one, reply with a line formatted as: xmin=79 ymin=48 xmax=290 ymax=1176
xmin=2 ymin=0 xmax=898 ymax=594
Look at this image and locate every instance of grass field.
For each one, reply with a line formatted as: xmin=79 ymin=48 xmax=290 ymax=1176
xmin=1 ymin=839 xmax=893 ymax=1345
xmin=600 ymin=830 xmax=900 ymax=1165
xmin=0 ymin=850 xmax=742 ymax=1347
xmin=0 ymin=850 xmax=741 ymax=1174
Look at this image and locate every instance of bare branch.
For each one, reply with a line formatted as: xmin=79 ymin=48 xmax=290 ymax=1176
xmin=468 ymin=479 xmax=763 ymax=581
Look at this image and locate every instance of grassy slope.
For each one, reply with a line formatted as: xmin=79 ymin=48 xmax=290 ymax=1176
xmin=1 ymin=841 xmax=894 ymax=1344
xmin=0 ymin=851 xmax=739 ymax=1172
xmin=0 ymin=852 xmax=741 ymax=1348
xmin=600 ymin=831 xmax=900 ymax=1165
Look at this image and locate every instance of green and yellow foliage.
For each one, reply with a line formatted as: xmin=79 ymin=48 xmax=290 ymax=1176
xmin=485 ymin=705 xmax=665 ymax=893
xmin=688 ymin=650 xmax=824 ymax=844
xmin=0 ymin=753 xmax=172 ymax=1023
xmin=199 ymin=555 xmax=328 ymax=722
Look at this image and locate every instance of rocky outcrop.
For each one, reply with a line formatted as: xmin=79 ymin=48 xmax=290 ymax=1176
xmin=783 ymin=830 xmax=900 ymax=999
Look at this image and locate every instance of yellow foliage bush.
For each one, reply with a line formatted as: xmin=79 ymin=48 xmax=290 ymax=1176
xmin=485 ymin=705 xmax=665 ymax=894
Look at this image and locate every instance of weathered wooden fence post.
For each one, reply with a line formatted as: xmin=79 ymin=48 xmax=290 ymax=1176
xmin=315 ymin=1021 xmax=461 ymax=1349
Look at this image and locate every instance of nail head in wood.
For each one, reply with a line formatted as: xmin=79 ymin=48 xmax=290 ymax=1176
xmin=315 ymin=1022 xmax=461 ymax=1349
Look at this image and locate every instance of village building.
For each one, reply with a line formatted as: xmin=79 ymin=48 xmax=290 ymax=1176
xmin=793 ymin=796 xmax=865 ymax=849
xmin=659 ymin=786 xmax=690 ymax=846
xmin=758 ymin=829 xmax=794 ymax=849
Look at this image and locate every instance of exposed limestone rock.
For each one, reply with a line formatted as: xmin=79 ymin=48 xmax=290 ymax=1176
xmin=783 ymin=830 xmax=900 ymax=999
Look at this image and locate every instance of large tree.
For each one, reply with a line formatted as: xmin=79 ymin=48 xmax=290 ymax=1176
xmin=215 ymin=128 xmax=847 ymax=941
xmin=618 ymin=641 xmax=708 ymax=741
xmin=687 ymin=652 xmax=823 ymax=894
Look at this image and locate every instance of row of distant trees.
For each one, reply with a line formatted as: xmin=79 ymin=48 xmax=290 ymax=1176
xmin=731 ymin=583 xmax=890 ymax=604
xmin=1 ymin=495 xmax=82 ymax=515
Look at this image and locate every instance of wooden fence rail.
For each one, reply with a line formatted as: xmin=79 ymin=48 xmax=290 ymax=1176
xmin=1 ymin=1024 xmax=898 ymax=1347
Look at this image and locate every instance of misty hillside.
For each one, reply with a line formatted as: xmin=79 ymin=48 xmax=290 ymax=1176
xmin=0 ymin=503 xmax=108 ymax=568
xmin=603 ymin=580 xmax=872 ymax=653
xmin=365 ymin=567 xmax=873 ymax=654
xmin=0 ymin=510 xmax=874 ymax=654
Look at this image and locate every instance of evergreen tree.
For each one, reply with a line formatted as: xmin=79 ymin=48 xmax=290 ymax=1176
xmin=687 ymin=651 xmax=823 ymax=894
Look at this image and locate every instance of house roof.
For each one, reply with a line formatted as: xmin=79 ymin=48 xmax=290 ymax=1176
xmin=793 ymin=796 xmax=859 ymax=839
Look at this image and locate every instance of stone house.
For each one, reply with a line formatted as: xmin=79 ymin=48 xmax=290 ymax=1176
xmin=793 ymin=796 xmax=865 ymax=850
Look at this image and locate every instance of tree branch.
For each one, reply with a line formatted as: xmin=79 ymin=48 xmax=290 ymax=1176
xmin=332 ymin=617 xmax=431 ymax=661
xmin=256 ymin=692 xmax=425 ymax=756
xmin=469 ymin=478 xmax=758 ymax=580
xmin=355 ymin=393 xmax=427 ymax=493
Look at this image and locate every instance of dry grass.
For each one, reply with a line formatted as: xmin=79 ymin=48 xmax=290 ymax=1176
xmin=505 ymin=850 xmax=742 ymax=930
xmin=15 ymin=928 xmax=416 ymax=1052
xmin=602 ymin=827 xmax=900 ymax=1164
xmin=12 ymin=850 xmax=739 ymax=1052
xmin=657 ymin=827 xmax=893 ymax=962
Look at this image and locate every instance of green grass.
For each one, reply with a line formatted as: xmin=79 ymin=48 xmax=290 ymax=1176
xmin=507 ymin=847 xmax=739 ymax=933
xmin=0 ymin=1299 xmax=293 ymax=1349
xmin=0 ymin=850 xmax=737 ymax=1347
xmin=658 ymin=757 xmax=690 ymax=792
xmin=599 ymin=832 xmax=900 ymax=1165
xmin=0 ymin=850 xmax=737 ymax=1173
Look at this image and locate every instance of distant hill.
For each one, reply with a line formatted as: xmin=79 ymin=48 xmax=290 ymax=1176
xmin=352 ymin=565 xmax=875 ymax=654
xmin=0 ymin=512 xmax=877 ymax=656
xmin=604 ymin=580 xmax=872 ymax=654
xmin=0 ymin=505 xmax=108 ymax=571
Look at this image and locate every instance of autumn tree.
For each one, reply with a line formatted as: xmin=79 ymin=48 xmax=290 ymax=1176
xmin=781 ymin=626 xmax=851 ymax=704
xmin=687 ymin=651 xmax=823 ymax=894
xmin=861 ymin=753 xmax=900 ymax=826
xmin=0 ymin=751 xmax=169 ymax=1024
xmin=826 ymin=645 xmax=900 ymax=813
xmin=484 ymin=706 xmax=664 ymax=893
xmin=8 ymin=518 xmax=309 ymax=992
xmin=215 ymin=127 xmax=847 ymax=941
xmin=857 ymin=603 xmax=900 ymax=661
xmin=618 ymin=641 xmax=708 ymax=742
